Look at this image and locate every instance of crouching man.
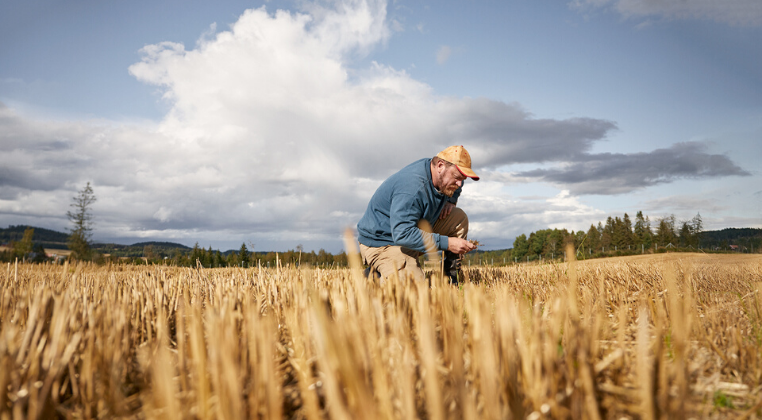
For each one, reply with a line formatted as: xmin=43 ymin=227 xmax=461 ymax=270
xmin=356 ymin=145 xmax=479 ymax=283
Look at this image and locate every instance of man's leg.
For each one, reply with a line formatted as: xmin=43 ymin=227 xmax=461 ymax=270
xmin=359 ymin=244 xmax=425 ymax=282
xmin=432 ymin=207 xmax=469 ymax=283
xmin=432 ymin=207 xmax=469 ymax=239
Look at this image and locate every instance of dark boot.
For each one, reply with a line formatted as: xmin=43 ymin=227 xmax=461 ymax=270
xmin=364 ymin=266 xmax=380 ymax=281
xmin=443 ymin=251 xmax=462 ymax=284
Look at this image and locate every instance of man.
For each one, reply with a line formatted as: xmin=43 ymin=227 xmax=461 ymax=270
xmin=357 ymin=145 xmax=479 ymax=283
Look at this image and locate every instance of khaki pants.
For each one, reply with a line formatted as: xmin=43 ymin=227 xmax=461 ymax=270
xmin=359 ymin=207 xmax=469 ymax=282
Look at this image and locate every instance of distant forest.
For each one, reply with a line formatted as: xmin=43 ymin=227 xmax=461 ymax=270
xmin=497 ymin=212 xmax=760 ymax=263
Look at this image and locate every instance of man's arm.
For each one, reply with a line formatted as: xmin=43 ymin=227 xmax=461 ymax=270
xmin=389 ymin=193 xmax=447 ymax=252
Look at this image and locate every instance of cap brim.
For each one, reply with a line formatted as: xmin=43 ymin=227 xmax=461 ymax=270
xmin=455 ymin=165 xmax=480 ymax=181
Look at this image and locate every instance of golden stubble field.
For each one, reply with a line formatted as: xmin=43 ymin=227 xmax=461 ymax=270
xmin=1 ymin=251 xmax=761 ymax=419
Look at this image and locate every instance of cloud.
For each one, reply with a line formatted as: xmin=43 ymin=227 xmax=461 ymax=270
xmin=641 ymin=194 xmax=728 ymax=215
xmin=291 ymin=0 xmax=391 ymax=58
xmin=436 ymin=45 xmax=451 ymax=64
xmin=512 ymin=142 xmax=750 ymax=194
xmin=460 ymin=187 xmax=605 ymax=248
xmin=570 ymin=0 xmax=762 ymax=26
xmin=439 ymin=98 xmax=617 ymax=167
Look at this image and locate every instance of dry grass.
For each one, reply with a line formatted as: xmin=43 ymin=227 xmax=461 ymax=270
xmin=1 ymin=251 xmax=761 ymax=419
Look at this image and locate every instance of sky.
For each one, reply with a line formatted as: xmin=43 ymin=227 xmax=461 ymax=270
xmin=1 ymin=0 xmax=760 ymax=253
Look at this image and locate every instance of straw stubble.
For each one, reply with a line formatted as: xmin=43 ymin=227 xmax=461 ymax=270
xmin=0 ymin=253 xmax=760 ymax=419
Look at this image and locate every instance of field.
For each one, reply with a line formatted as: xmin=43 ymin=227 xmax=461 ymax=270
xmin=1 ymin=250 xmax=761 ymax=419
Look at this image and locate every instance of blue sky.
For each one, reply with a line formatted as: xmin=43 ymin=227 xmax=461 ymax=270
xmin=1 ymin=0 xmax=760 ymax=252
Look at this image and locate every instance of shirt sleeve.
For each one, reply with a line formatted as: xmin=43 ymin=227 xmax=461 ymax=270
xmin=389 ymin=192 xmax=445 ymax=252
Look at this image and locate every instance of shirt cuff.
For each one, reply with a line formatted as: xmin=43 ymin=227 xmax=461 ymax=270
xmin=438 ymin=235 xmax=449 ymax=251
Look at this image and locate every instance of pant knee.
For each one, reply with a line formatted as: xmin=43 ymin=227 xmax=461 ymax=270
xmin=434 ymin=207 xmax=469 ymax=238
xmin=367 ymin=245 xmax=424 ymax=282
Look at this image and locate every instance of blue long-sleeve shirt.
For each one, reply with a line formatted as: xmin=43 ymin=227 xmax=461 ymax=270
xmin=357 ymin=158 xmax=461 ymax=253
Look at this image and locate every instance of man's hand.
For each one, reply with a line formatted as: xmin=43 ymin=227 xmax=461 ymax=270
xmin=447 ymin=237 xmax=476 ymax=255
xmin=440 ymin=202 xmax=456 ymax=220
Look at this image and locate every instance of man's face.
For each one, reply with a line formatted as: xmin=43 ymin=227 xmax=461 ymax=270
xmin=438 ymin=163 xmax=467 ymax=197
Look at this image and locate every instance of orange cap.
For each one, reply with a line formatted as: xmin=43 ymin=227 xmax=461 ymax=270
xmin=436 ymin=145 xmax=480 ymax=181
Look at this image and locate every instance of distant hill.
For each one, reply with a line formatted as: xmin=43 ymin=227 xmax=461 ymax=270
xmin=94 ymin=241 xmax=192 ymax=258
xmin=702 ymin=228 xmax=762 ymax=241
xmin=126 ymin=241 xmax=192 ymax=250
xmin=0 ymin=225 xmax=69 ymax=249
xmin=701 ymin=228 xmax=762 ymax=249
xmin=0 ymin=225 xmax=191 ymax=255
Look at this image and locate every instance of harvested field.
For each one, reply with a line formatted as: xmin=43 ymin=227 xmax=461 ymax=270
xmin=577 ymin=252 xmax=760 ymax=266
xmin=1 ymin=251 xmax=761 ymax=419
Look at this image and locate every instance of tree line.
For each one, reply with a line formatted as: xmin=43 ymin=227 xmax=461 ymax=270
xmin=134 ymin=242 xmax=349 ymax=268
xmin=1 ymin=233 xmax=351 ymax=268
xmin=510 ymin=211 xmax=706 ymax=262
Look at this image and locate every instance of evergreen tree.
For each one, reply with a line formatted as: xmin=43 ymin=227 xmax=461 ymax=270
xmin=215 ymin=250 xmax=225 ymax=267
xmin=190 ymin=242 xmax=204 ymax=266
xmin=67 ymin=182 xmax=96 ymax=260
xmin=203 ymin=246 xmax=213 ymax=268
xmin=574 ymin=230 xmax=586 ymax=251
xmin=691 ymin=213 xmax=704 ymax=248
xmin=611 ymin=216 xmax=625 ymax=249
xmin=656 ymin=217 xmax=676 ymax=246
xmin=679 ymin=222 xmax=692 ymax=247
xmin=586 ymin=224 xmax=600 ymax=254
xmin=655 ymin=219 xmax=667 ymax=246
xmin=601 ymin=217 xmax=614 ymax=251
xmin=644 ymin=216 xmax=653 ymax=249
xmin=633 ymin=211 xmax=647 ymax=246
xmin=227 ymin=251 xmax=239 ymax=267
xmin=666 ymin=215 xmax=677 ymax=238
xmin=239 ymin=243 xmax=251 ymax=267
xmin=622 ymin=213 xmax=634 ymax=249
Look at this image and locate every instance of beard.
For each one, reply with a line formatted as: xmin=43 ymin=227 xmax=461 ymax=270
xmin=443 ymin=185 xmax=458 ymax=197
